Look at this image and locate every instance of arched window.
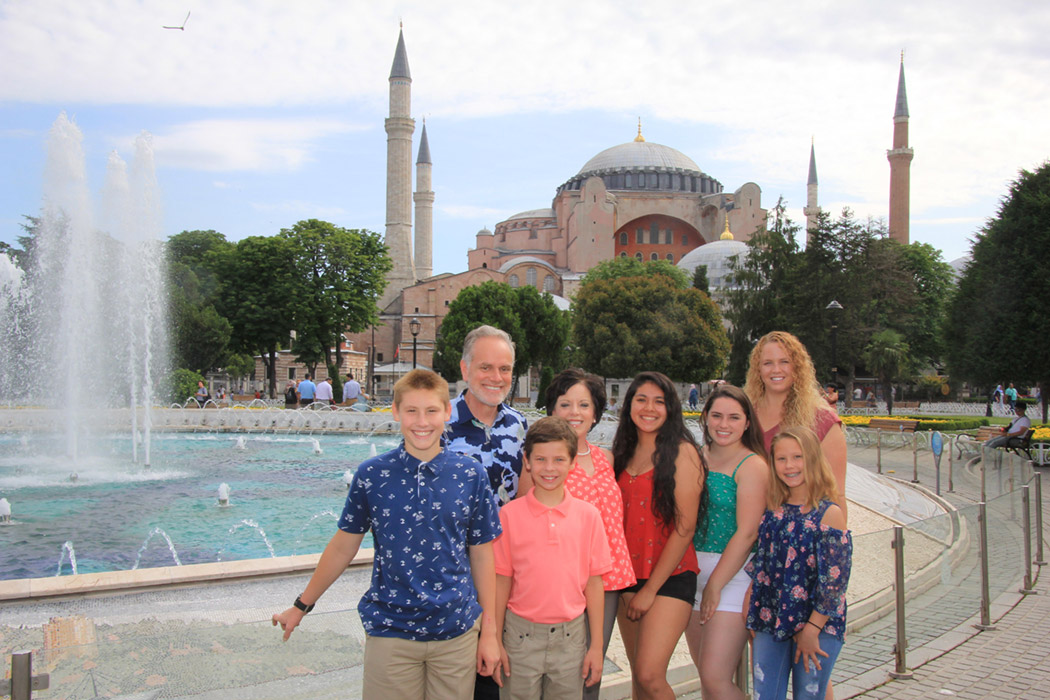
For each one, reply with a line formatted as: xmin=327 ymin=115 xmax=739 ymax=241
xmin=508 ymin=274 xmax=519 ymax=288
xmin=481 ymin=262 xmax=487 ymax=268
xmin=635 ymin=252 xmax=643 ymax=261
xmin=650 ymin=253 xmax=659 ymax=261
xmin=526 ymin=267 xmax=537 ymax=287
xmin=543 ymin=275 xmax=556 ymax=292
xmin=666 ymin=253 xmax=674 ymax=261
xmin=620 ymin=251 xmax=628 ymax=258
xmin=682 ymin=234 xmax=688 ymax=246
xmin=619 ymin=232 xmax=628 ymax=246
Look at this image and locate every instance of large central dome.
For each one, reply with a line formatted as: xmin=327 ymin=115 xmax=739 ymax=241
xmin=578 ymin=141 xmax=701 ymax=175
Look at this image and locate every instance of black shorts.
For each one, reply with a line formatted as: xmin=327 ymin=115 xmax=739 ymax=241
xmin=621 ymin=570 xmax=697 ymax=605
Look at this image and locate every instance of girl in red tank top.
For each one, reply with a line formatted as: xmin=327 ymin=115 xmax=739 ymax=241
xmin=612 ymin=372 xmax=705 ymax=699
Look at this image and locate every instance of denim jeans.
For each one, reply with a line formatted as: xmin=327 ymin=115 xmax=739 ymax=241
xmin=752 ymin=630 xmax=843 ymax=700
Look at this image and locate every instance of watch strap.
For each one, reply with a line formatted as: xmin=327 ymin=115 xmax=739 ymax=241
xmin=293 ymin=595 xmax=315 ymax=614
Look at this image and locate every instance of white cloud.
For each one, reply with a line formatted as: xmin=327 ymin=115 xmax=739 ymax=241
xmin=130 ymin=118 xmax=368 ymax=172
xmin=3 ymin=0 xmax=1049 ymax=264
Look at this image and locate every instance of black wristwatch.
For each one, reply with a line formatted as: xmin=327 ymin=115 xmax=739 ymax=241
xmin=293 ymin=595 xmax=315 ymax=614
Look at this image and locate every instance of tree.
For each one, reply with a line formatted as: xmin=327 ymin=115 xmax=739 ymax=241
xmin=724 ymin=203 xmax=954 ymax=396
xmin=582 ymin=257 xmax=689 ymax=288
xmin=691 ymin=264 xmax=709 ymax=294
xmin=572 ymin=272 xmax=729 ymax=382
xmin=434 ymin=282 xmax=523 ymax=380
xmin=279 ymin=220 xmax=391 ymax=376
xmin=167 ymin=230 xmax=234 ymax=373
xmin=723 ymin=199 xmax=802 ymax=384
xmin=864 ymin=329 xmax=912 ymax=416
xmin=433 ymin=281 xmax=569 ymax=389
xmin=215 ymin=235 xmax=299 ymax=398
xmin=946 ymin=162 xmax=1050 ymax=421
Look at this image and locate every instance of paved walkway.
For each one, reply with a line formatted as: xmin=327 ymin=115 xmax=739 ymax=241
xmin=681 ymin=438 xmax=1050 ymax=699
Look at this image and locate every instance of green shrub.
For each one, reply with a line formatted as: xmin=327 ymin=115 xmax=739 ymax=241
xmin=168 ymin=368 xmax=204 ymax=404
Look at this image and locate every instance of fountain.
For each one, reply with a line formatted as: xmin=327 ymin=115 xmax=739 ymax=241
xmin=56 ymin=541 xmax=78 ymax=576
xmin=131 ymin=527 xmax=182 ymax=570
xmin=0 ymin=113 xmax=168 ymax=463
xmin=0 ymin=497 xmax=10 ymax=523
xmin=218 ymin=482 xmax=231 ymax=506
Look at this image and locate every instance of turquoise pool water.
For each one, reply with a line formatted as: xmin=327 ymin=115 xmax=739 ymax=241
xmin=0 ymin=432 xmax=398 ymax=580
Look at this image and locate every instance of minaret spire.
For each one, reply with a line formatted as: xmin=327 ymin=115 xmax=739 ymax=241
xmin=887 ymin=53 xmax=914 ymax=244
xmin=803 ymin=138 xmax=820 ymax=242
xmin=414 ymin=120 xmax=434 ymax=280
xmin=381 ymin=27 xmax=416 ymax=308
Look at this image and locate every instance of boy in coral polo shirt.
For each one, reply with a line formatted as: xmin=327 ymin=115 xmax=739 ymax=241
xmin=493 ymin=417 xmax=611 ymax=699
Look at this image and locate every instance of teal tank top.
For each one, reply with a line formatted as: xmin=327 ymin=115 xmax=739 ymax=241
xmin=694 ymin=454 xmax=754 ymax=553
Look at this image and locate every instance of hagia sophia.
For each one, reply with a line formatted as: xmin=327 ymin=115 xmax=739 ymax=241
xmin=281 ymin=30 xmax=913 ymax=397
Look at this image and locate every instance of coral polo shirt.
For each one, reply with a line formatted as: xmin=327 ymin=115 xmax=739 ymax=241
xmin=494 ymin=488 xmax=612 ymax=624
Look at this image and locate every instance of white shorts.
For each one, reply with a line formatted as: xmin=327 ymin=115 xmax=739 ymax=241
xmin=693 ymin=550 xmax=752 ymax=613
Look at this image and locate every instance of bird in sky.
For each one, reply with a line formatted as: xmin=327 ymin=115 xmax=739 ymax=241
xmin=163 ymin=11 xmax=190 ymax=31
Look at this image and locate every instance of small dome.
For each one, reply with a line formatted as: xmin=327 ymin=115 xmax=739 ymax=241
xmin=677 ymin=240 xmax=749 ymax=291
xmin=477 ymin=227 xmax=493 ymax=236
xmin=579 ymin=141 xmax=701 ymax=176
xmin=506 ymin=208 xmax=555 ymax=221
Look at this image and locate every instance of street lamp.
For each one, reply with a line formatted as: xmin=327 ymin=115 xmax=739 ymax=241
xmin=826 ymin=300 xmax=843 ymax=382
xmin=409 ymin=317 xmax=421 ymax=369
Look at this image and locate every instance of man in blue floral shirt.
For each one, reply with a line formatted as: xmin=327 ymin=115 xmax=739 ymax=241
xmin=446 ymin=325 xmax=528 ymax=505
xmin=445 ymin=325 xmax=527 ymax=699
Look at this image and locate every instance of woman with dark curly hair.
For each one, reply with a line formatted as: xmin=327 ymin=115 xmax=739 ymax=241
xmin=518 ymin=368 xmax=635 ymax=699
xmin=613 ymin=371 xmax=705 ymax=700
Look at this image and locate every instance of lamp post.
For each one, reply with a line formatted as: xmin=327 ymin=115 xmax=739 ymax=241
xmin=826 ymin=300 xmax=843 ymax=382
xmin=409 ymin=317 xmax=421 ymax=369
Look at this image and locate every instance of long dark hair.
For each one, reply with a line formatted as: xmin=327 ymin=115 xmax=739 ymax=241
xmin=700 ymin=384 xmax=767 ymax=461
xmin=613 ymin=371 xmax=704 ymax=529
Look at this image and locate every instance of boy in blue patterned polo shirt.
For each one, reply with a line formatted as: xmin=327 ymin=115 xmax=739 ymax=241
xmin=273 ymin=369 xmax=503 ymax=699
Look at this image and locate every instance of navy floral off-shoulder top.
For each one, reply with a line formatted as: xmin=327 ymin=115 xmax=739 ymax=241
xmin=745 ymin=499 xmax=852 ymax=642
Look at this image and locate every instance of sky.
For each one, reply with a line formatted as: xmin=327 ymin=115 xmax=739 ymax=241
xmin=2 ymin=0 xmax=1049 ymax=275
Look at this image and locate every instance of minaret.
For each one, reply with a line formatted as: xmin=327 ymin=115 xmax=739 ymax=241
xmin=887 ymin=53 xmax=913 ymax=244
xmin=381 ymin=28 xmax=416 ymax=308
xmin=413 ymin=120 xmax=433 ymax=280
xmin=803 ymin=138 xmax=819 ymax=243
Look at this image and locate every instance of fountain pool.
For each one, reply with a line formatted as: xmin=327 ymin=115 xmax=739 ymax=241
xmin=0 ymin=432 xmax=398 ymax=580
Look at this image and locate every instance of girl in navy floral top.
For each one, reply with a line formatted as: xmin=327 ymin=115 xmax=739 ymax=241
xmin=745 ymin=426 xmax=852 ymax=700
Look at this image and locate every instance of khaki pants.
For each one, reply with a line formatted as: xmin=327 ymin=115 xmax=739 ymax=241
xmin=362 ymin=618 xmax=480 ymax=700
xmin=500 ymin=610 xmax=586 ymax=700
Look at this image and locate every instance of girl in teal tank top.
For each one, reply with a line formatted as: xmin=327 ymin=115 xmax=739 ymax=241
xmin=686 ymin=385 xmax=769 ymax=700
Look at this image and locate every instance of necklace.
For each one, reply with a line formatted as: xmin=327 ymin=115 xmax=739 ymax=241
xmin=577 ymin=445 xmax=591 ymax=456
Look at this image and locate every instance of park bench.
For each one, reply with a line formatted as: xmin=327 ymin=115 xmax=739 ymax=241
xmin=974 ymin=426 xmax=1001 ymax=442
xmin=896 ymin=401 xmax=920 ymax=410
xmin=868 ymin=418 xmax=920 ymax=433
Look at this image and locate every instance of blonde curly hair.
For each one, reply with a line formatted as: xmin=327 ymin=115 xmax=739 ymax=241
xmin=744 ymin=331 xmax=833 ymax=433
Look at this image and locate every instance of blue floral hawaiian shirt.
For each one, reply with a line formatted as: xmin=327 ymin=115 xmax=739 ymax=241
xmin=339 ymin=443 xmax=502 ymax=641
xmin=445 ymin=391 xmax=528 ymax=504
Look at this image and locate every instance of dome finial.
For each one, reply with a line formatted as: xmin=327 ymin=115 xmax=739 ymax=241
xmin=634 ymin=117 xmax=645 ymax=143
xmin=720 ymin=213 xmax=734 ymax=240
